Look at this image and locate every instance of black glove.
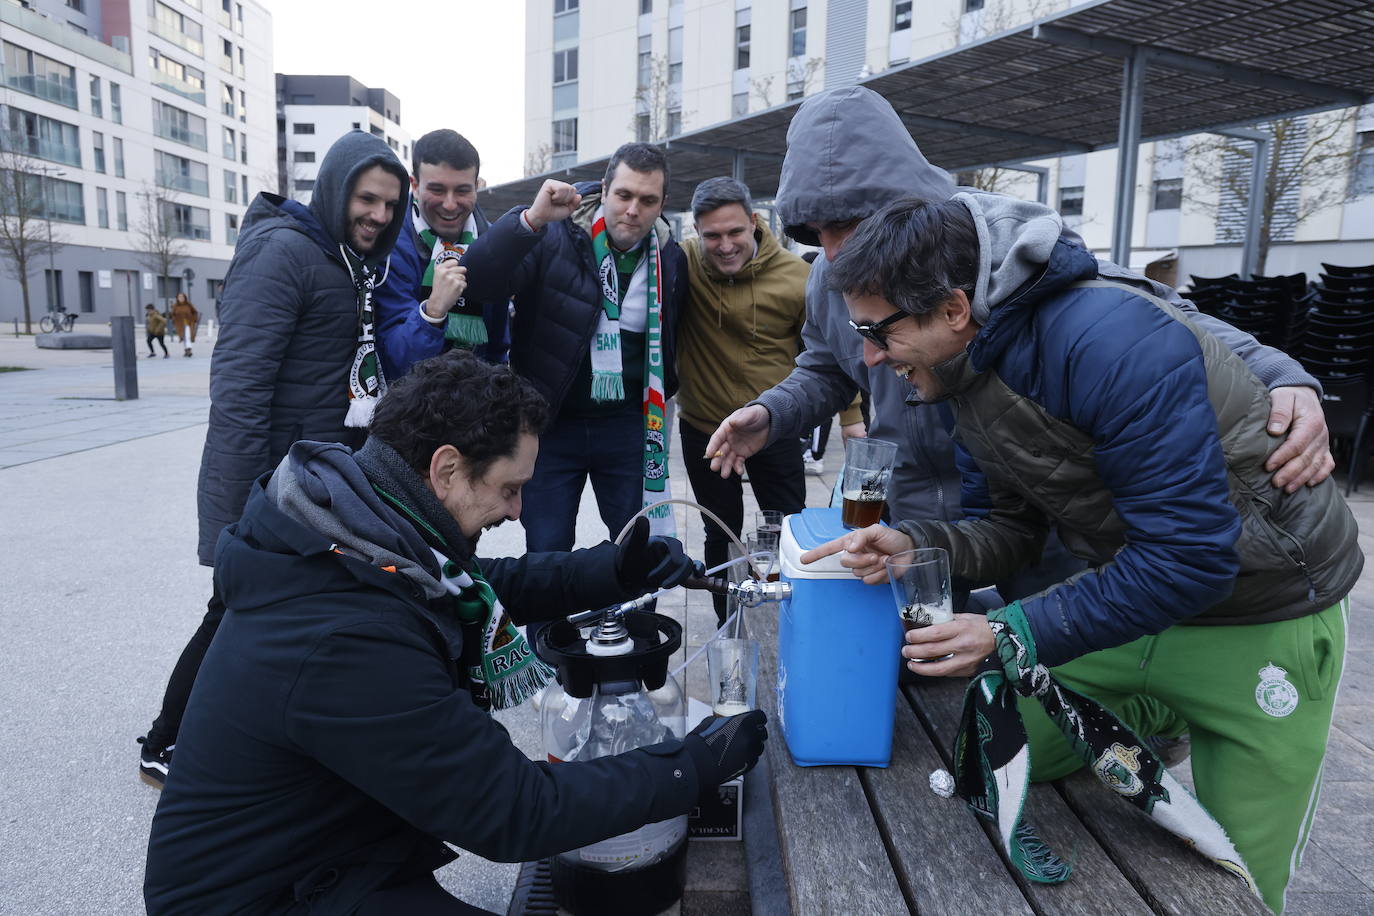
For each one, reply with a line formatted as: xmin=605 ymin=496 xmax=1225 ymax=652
xmin=683 ymin=710 xmax=768 ymax=803
xmin=615 ymin=516 xmax=702 ymax=591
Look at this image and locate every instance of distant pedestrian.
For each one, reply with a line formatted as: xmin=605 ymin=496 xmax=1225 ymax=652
xmin=170 ymin=293 xmax=199 ymax=357
xmin=145 ymin=304 xmax=169 ymax=358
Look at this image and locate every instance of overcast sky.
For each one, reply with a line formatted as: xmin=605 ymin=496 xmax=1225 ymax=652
xmin=270 ymin=2 xmax=527 ymax=185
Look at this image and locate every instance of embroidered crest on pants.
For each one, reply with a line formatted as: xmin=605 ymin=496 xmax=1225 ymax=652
xmin=1255 ymin=661 xmax=1299 ymax=718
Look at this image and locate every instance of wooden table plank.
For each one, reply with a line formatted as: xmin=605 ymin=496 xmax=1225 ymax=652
xmin=861 ymin=694 xmax=1033 ymax=915
xmin=905 ymin=677 xmax=1154 ymax=916
xmin=754 ymin=605 xmax=910 ymax=915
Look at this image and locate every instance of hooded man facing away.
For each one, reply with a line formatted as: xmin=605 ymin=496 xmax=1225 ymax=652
xmin=144 ymin=351 xmax=767 ymax=916
xmin=706 ymin=88 xmax=1335 ymax=550
xmin=136 ymin=130 xmax=411 ymax=789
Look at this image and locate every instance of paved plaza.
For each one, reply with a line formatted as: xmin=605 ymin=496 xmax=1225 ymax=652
xmin=0 ymin=333 xmax=1370 ymax=914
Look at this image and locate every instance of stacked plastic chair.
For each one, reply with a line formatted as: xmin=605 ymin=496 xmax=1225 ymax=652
xmin=1306 ymin=263 xmax=1374 ymax=494
xmin=1186 ymin=274 xmax=1237 ymax=318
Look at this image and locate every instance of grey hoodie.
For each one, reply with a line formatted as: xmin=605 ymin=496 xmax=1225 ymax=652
xmin=755 ymin=87 xmax=1319 ymax=527
xmin=307 ymin=129 xmax=410 ymax=268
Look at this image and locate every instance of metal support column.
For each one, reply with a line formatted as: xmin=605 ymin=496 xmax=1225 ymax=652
xmin=732 ymin=150 xmax=746 ymax=184
xmin=1240 ymin=134 xmax=1272 ymax=280
xmin=1110 ymin=48 xmax=1146 ymax=268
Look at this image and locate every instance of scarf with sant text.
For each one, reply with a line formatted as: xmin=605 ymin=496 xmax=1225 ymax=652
xmin=589 ymin=207 xmax=674 ymax=536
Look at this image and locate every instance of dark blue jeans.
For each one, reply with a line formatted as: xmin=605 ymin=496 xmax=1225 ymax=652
xmin=522 ymin=411 xmax=646 ymax=659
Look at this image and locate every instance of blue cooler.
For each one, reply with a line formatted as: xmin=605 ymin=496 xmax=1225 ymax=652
xmin=776 ymin=508 xmax=902 ymax=767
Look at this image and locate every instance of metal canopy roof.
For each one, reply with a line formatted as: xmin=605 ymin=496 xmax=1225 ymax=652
xmin=480 ymin=0 xmax=1374 ymax=215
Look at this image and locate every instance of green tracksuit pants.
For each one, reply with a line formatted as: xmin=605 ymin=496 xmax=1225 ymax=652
xmin=1017 ymin=598 xmax=1349 ymax=915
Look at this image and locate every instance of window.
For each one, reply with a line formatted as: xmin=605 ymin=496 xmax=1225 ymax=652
xmin=553 ymin=117 xmax=578 ymax=153
xmin=893 ymin=0 xmax=912 ymax=30
xmin=89 ymin=75 xmax=102 ymax=117
xmin=292 ymin=150 xmax=315 ymax=163
xmin=156 ymin=150 xmax=210 ymax=197
xmin=553 ymin=48 xmax=579 ymax=84
xmin=152 ymin=1 xmax=204 ymax=55
xmin=113 ymin=138 xmax=124 ymax=178
xmin=735 ymin=8 xmax=751 ymax=70
xmin=667 ymin=110 xmax=682 ymax=137
xmin=221 ymin=38 xmax=233 ymax=72
xmin=46 ymin=269 xmax=64 ymax=310
xmin=638 ymin=35 xmax=652 ymax=89
xmin=223 ymin=126 xmax=237 ymax=160
xmin=789 ymin=2 xmax=807 ymax=58
xmin=1152 ymin=177 xmax=1182 ymax=211
xmin=222 ymin=83 xmax=234 ymax=116
xmin=1353 ymin=131 xmax=1374 ymax=198
xmin=153 ymin=100 xmax=207 ymax=150
xmin=160 ymin=200 xmax=211 ymax=240
xmin=92 ymin=131 xmax=105 ymax=172
xmin=109 ymin=83 xmax=121 ymax=123
xmin=293 ymin=123 xmax=315 ymax=135
xmin=635 ymin=114 xmax=650 ymax=142
xmin=964 ymin=0 xmax=984 ymax=10
xmin=116 ymin=190 xmax=127 ymax=230
xmin=224 ymin=169 xmax=237 ymax=203
xmin=17 ymin=174 xmax=86 ymax=223
xmin=238 ymin=47 xmax=245 ymax=77
xmin=208 ymin=277 xmax=225 ymax=300
xmin=1058 ymin=185 xmax=1084 ymax=217
xmin=668 ymin=26 xmax=683 ymax=85
xmin=294 ymin=179 xmax=315 ymax=192
xmin=226 ymin=212 xmax=239 ymax=244
xmin=149 ymin=48 xmax=206 ymax=101
xmin=238 ymin=88 xmax=247 ymax=122
xmin=787 ymin=77 xmax=804 ymax=101
xmin=732 ymin=92 xmax=748 ymax=117
xmin=554 ymin=0 xmax=578 ymax=12
xmin=640 ymin=0 xmax=651 ymax=12
xmin=236 ymin=3 xmax=245 ymax=35
xmin=5 ymin=107 xmax=82 ymax=166
xmin=96 ymin=187 xmax=109 ymax=228
xmin=2 ymin=42 xmax=78 ymax=108
xmin=242 ymin=174 xmax=249 ymax=202
xmin=67 ymin=0 xmax=85 ymax=10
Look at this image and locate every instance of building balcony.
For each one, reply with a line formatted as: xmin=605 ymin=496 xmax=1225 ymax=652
xmin=153 ymin=118 xmax=208 ymax=151
xmin=148 ymin=17 xmax=205 ymax=56
xmin=2 ymin=73 xmax=78 ymax=109
xmin=171 ymin=222 xmax=211 ymax=241
xmin=151 ymin=71 xmax=206 ymax=106
xmin=2 ymin=131 xmax=81 ymax=168
xmin=0 ymin=2 xmax=132 ymax=74
xmin=156 ymin=171 xmax=209 ymax=197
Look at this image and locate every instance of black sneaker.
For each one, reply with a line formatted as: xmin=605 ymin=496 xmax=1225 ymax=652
xmin=138 ymin=737 xmax=174 ymax=789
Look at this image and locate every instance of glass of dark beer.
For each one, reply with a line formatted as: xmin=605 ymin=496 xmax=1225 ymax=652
xmin=840 ymin=438 xmax=898 ymax=529
xmin=885 ymin=547 xmax=955 ymax=663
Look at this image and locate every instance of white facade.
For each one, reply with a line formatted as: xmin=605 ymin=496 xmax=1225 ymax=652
xmin=276 ymin=75 xmax=410 ymax=206
xmin=524 ymin=0 xmax=1374 ymax=279
xmin=0 ymin=0 xmax=276 ymax=323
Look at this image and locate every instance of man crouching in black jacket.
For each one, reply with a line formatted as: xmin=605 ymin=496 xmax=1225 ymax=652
xmin=144 ymin=351 xmax=767 ymax=916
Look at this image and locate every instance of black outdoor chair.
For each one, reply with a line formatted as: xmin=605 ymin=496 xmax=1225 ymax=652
xmin=1320 ymin=262 xmax=1374 ymax=280
xmin=1316 ymin=375 xmax=1374 ymax=495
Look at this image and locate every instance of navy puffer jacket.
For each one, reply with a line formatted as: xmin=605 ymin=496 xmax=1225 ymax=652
xmin=460 ymin=183 xmax=685 ymax=415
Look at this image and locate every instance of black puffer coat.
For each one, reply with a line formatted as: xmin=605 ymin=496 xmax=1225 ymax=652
xmin=461 ymin=183 xmax=686 ymax=416
xmin=196 ymin=131 xmax=408 ymax=564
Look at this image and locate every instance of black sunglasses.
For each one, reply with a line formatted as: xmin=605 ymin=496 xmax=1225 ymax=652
xmin=848 ymin=310 xmax=909 ymax=349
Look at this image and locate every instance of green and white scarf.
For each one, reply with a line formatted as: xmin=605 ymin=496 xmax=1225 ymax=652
xmin=414 ymin=203 xmax=485 ymax=347
xmin=431 ymin=547 xmax=554 ymax=711
xmin=342 ymin=244 xmax=387 ymax=428
xmin=954 ymin=601 xmax=1258 ymax=895
xmin=589 ymin=208 xmax=675 ymax=537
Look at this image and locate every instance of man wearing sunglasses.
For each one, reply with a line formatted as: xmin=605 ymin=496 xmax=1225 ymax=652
xmin=706 ymin=87 xmax=1335 ymax=563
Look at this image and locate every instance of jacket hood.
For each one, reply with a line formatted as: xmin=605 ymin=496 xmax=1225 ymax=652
xmin=307 ymin=130 xmax=410 ymax=266
xmin=263 ymin=441 xmax=446 ymax=600
xmin=956 ymin=190 xmax=1099 ymax=370
xmin=776 ymin=87 xmax=955 ymax=246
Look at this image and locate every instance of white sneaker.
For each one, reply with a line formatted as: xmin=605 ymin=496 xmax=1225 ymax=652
xmin=805 ymin=458 xmax=824 ymax=476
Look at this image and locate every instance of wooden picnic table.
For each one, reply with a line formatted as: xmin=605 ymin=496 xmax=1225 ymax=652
xmin=742 ymin=604 xmax=1271 ymax=916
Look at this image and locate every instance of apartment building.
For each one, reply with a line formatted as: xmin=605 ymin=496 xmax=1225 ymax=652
xmin=0 ymin=0 xmax=275 ymax=325
xmin=524 ymin=0 xmax=1374 ymax=278
xmin=275 ymin=74 xmax=410 ymax=206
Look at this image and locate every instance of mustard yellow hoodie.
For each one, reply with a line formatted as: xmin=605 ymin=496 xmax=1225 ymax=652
xmin=679 ymin=220 xmax=859 ymax=435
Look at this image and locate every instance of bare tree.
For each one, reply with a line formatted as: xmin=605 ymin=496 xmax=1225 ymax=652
xmin=272 ymin=140 xmax=312 ymax=201
xmin=134 ymin=182 xmax=190 ymax=310
xmin=632 ymin=54 xmax=690 ymax=141
xmin=0 ymin=144 xmax=65 ymax=334
xmin=787 ymin=57 xmax=826 ymax=99
xmin=950 ymin=0 xmax=1067 ymax=46
xmin=750 ymin=74 xmax=776 ymax=109
xmin=956 ymin=166 xmax=1025 ymax=194
xmin=1163 ymin=112 xmax=1360 ymax=274
xmin=524 ymin=142 xmax=552 ymax=177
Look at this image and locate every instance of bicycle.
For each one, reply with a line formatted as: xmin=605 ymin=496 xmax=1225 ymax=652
xmin=39 ymin=305 xmax=77 ymax=333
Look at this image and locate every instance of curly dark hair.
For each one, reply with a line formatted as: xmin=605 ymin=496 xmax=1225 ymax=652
xmin=368 ymin=351 xmax=548 ymax=481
